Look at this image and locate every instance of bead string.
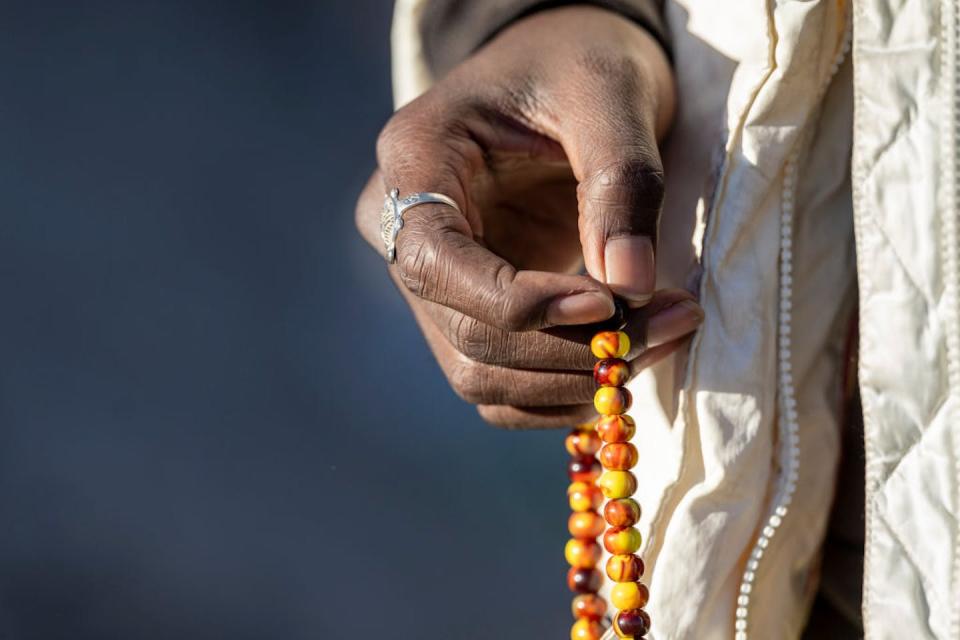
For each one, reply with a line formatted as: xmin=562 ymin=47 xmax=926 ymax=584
xmin=566 ymin=323 xmax=651 ymax=640
xmin=565 ymin=423 xmax=606 ymax=639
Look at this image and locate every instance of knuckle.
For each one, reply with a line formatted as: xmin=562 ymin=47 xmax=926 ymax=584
xmin=491 ymin=264 xmax=530 ymax=332
xmin=395 ymin=226 xmax=447 ymax=300
xmin=498 ymin=299 xmax=530 ymax=333
xmin=476 ymin=405 xmax=526 ymax=430
xmin=576 ymin=48 xmax=641 ymax=85
xmin=586 ymin=159 xmax=665 ymax=205
xmin=580 ymin=159 xmax=664 ymax=235
xmin=375 ymin=108 xmax=418 ymax=164
xmin=395 ymin=229 xmax=432 ymax=297
xmin=447 ymin=357 xmax=486 ymax=404
xmin=476 ymin=405 xmax=511 ymax=429
xmin=449 ymin=314 xmax=499 ymax=363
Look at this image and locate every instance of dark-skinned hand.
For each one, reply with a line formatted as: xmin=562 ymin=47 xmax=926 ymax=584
xmin=356 ymin=7 xmax=703 ymax=428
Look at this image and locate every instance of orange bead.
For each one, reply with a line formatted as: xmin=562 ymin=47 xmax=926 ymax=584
xmin=565 ymin=428 xmax=602 ymax=457
xmin=591 ymin=331 xmax=630 ymax=358
xmin=606 ymin=554 xmax=645 ymax=582
xmin=596 ymin=415 xmax=636 ymax=443
xmin=604 ymin=498 xmax=642 ymax=527
xmin=600 ymin=442 xmax=639 ymax=471
xmin=565 ymin=538 xmax=602 ymax=569
xmin=571 ymin=618 xmax=605 ymax=640
xmin=604 ymin=527 xmax=642 ymax=555
xmin=569 ymin=511 xmax=605 ymax=539
xmin=571 ymin=593 xmax=608 ymax=621
xmin=568 ymin=481 xmax=604 ymax=512
xmin=594 ymin=387 xmax=632 ymax=415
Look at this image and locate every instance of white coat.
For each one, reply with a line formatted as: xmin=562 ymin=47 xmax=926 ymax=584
xmin=391 ymin=1 xmax=960 ymax=637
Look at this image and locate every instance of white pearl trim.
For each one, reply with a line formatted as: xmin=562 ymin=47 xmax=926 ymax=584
xmin=938 ymin=1 xmax=960 ymax=638
xmin=733 ymin=13 xmax=853 ymax=637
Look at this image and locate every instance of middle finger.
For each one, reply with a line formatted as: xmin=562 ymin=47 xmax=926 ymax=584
xmin=422 ymin=287 xmax=702 ymax=370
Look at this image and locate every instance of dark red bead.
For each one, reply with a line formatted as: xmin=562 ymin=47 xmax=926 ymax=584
xmin=614 ymin=609 xmax=651 ymax=637
xmin=593 ymin=358 xmax=630 ymax=387
xmin=568 ymin=456 xmax=602 ymax=483
xmin=567 ymin=567 xmax=602 ymax=594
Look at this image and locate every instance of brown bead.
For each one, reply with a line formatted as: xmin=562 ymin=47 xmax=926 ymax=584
xmin=569 ymin=511 xmax=605 ymax=539
xmin=604 ymin=498 xmax=642 ymax=527
xmin=606 ymin=554 xmax=645 ymax=582
xmin=596 ymin=414 xmax=636 ymax=443
xmin=594 ymin=358 xmax=630 ymax=387
xmin=571 ymin=593 xmax=607 ymax=621
xmin=567 ymin=567 xmax=602 ymax=594
xmin=565 ymin=428 xmax=602 ymax=457
xmin=568 ymin=456 xmax=602 ymax=483
xmin=600 ymin=442 xmax=639 ymax=471
xmin=614 ymin=609 xmax=651 ymax=637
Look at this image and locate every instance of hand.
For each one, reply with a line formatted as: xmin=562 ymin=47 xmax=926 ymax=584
xmin=356 ymin=7 xmax=702 ymax=428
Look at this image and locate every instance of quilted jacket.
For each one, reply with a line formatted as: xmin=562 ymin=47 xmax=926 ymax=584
xmin=390 ymin=1 xmax=960 ymax=638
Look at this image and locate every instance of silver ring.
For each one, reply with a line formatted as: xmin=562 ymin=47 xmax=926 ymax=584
xmin=380 ymin=187 xmax=462 ymax=263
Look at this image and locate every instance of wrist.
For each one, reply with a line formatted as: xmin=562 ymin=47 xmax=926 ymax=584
xmin=419 ymin=0 xmax=672 ymax=80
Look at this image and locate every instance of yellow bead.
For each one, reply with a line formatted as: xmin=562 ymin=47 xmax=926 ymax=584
xmin=594 ymin=386 xmax=632 ymax=415
xmin=571 ymin=618 xmax=604 ymax=640
xmin=597 ymin=470 xmax=637 ymax=499
xmin=603 ymin=527 xmax=643 ymax=555
xmin=610 ymin=581 xmax=649 ymax=611
xmin=568 ymin=481 xmax=603 ymax=512
xmin=565 ymin=538 xmax=602 ymax=569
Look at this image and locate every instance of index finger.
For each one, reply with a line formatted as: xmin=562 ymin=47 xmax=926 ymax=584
xmin=363 ymin=95 xmax=618 ymax=330
xmin=392 ymin=201 xmax=615 ymax=331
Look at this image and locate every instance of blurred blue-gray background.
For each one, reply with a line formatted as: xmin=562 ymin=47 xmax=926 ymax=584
xmin=0 ymin=1 xmax=568 ymax=638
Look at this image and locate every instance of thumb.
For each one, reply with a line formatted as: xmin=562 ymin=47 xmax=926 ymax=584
xmin=575 ymin=150 xmax=662 ymax=307
xmin=539 ymin=29 xmax=671 ymax=308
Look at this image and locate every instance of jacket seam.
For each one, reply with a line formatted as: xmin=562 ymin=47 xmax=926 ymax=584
xmin=635 ymin=10 xmax=782 ymax=636
xmin=851 ymin=0 xmax=883 ymax=636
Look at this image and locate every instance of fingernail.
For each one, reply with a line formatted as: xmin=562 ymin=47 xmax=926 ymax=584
xmin=546 ymin=291 xmax=615 ymax=326
xmin=647 ymin=299 xmax=704 ymax=347
xmin=605 ymin=236 xmax=655 ymax=307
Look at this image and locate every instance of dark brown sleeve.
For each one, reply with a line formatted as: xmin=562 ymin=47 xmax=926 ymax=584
xmin=419 ymin=0 xmax=670 ymax=78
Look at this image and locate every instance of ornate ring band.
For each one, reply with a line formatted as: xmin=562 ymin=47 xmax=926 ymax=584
xmin=379 ymin=187 xmax=462 ymax=263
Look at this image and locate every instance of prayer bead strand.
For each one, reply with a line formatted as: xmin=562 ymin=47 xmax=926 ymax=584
xmin=565 ymin=422 xmax=606 ymax=640
xmin=591 ymin=330 xmax=651 ymax=639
